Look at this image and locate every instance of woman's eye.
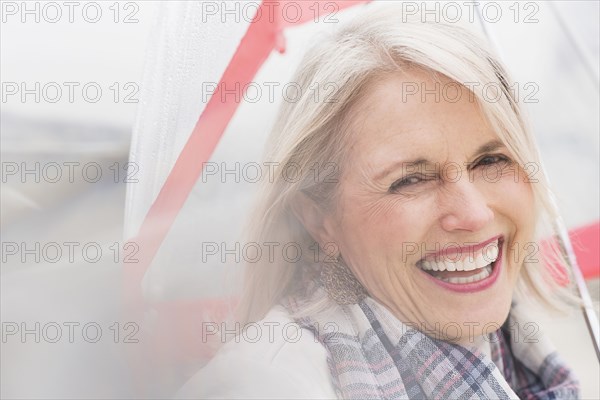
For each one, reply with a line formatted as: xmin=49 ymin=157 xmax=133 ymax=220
xmin=473 ymin=154 xmax=512 ymax=168
xmin=389 ymin=174 xmax=430 ymax=192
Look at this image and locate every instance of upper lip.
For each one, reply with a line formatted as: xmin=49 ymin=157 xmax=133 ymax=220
xmin=419 ymin=235 xmax=503 ymax=263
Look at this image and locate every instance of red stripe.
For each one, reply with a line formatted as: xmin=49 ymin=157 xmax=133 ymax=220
xmin=569 ymin=220 xmax=600 ymax=279
xmin=122 ymin=2 xmax=370 ymax=395
xmin=542 ymin=220 xmax=600 ymax=285
xmin=125 ymin=0 xmax=371 ymax=306
xmin=124 ymin=2 xmax=278 ymax=306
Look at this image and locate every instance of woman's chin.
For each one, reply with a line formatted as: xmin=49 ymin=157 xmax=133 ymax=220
xmin=433 ymin=301 xmax=511 ymax=343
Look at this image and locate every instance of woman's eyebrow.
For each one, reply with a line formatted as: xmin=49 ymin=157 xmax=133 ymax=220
xmin=375 ymin=158 xmax=428 ymax=181
xmin=471 ymin=139 xmax=506 ymax=157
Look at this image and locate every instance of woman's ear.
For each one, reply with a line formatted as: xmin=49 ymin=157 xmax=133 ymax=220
xmin=289 ymin=192 xmax=338 ymax=248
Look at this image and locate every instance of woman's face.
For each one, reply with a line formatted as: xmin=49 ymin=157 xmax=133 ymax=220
xmin=325 ymin=70 xmax=536 ymax=345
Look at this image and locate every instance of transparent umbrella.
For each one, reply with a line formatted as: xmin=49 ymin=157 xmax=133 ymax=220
xmin=122 ymin=1 xmax=599 ymax=398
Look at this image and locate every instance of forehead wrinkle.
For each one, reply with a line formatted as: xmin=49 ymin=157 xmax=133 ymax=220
xmin=441 ymin=133 xmax=454 ymax=168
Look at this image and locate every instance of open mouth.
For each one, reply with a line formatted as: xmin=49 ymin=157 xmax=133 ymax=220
xmin=416 ymin=236 xmax=503 ymax=287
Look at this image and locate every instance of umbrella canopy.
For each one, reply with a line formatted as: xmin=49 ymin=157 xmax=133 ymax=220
xmin=124 ymin=1 xmax=599 ymax=397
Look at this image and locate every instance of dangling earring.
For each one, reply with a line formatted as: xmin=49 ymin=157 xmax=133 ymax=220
xmin=319 ymin=253 xmax=367 ymax=305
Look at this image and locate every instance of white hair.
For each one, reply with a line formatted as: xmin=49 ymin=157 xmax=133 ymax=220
xmin=235 ymin=5 xmax=580 ymax=325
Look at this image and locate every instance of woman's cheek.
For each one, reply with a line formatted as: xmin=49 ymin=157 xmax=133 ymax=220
xmin=485 ymin=168 xmax=536 ymax=267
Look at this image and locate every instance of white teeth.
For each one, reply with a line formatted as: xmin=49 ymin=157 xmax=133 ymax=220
xmin=485 ymin=244 xmax=499 ymax=264
xmin=463 ymin=257 xmax=478 ymax=271
xmin=446 ymin=261 xmax=457 ymax=272
xmin=419 ymin=240 xmax=500 ymax=272
xmin=474 ymin=253 xmax=489 ymax=269
xmin=440 ymin=265 xmax=492 ymax=284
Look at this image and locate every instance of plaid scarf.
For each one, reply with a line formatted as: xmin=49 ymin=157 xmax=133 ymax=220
xmin=284 ymin=285 xmax=580 ymax=399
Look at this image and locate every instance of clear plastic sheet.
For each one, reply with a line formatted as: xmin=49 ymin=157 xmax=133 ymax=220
xmin=1 ymin=1 xmax=598 ymax=398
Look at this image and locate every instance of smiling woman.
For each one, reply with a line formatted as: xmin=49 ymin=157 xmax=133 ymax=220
xmin=314 ymin=70 xmax=540 ymax=347
xmin=177 ymin=4 xmax=581 ymax=400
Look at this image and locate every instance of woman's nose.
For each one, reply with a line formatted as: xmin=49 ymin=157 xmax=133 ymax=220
xmin=439 ymin=179 xmax=494 ymax=232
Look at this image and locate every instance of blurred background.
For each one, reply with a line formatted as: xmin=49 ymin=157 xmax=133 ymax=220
xmin=1 ymin=1 xmax=598 ymax=398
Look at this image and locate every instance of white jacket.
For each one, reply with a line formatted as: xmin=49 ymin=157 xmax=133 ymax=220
xmin=175 ymin=305 xmax=339 ymax=399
